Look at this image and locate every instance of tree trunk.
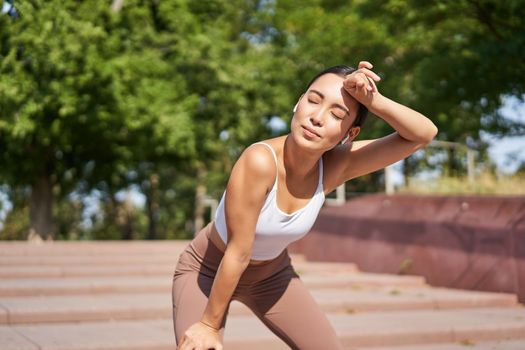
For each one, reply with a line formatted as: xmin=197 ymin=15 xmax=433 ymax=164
xmin=114 ymin=193 xmax=136 ymax=240
xmin=447 ymin=148 xmax=461 ymax=177
xmin=28 ymin=175 xmax=53 ymax=241
xmin=402 ymin=156 xmax=413 ymax=187
xmin=146 ymin=173 xmax=159 ymax=240
xmin=194 ymin=163 xmax=207 ymax=236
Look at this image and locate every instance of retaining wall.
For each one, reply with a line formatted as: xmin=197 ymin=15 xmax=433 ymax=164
xmin=289 ymin=194 xmax=525 ymax=302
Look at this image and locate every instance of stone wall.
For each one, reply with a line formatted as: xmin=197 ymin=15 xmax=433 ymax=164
xmin=289 ymin=194 xmax=525 ymax=302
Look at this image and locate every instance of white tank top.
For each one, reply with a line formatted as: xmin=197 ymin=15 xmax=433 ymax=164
xmin=213 ymin=142 xmax=326 ymax=260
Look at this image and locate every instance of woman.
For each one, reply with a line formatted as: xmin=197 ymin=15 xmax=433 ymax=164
xmin=172 ymin=61 xmax=438 ymax=350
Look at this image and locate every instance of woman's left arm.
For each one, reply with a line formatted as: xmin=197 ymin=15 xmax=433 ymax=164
xmin=368 ymin=94 xmax=438 ymax=144
xmin=337 ymin=61 xmax=438 ymax=182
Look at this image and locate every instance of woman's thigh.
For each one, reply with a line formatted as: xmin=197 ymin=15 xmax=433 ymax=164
xmin=172 ymin=223 xmax=227 ymax=343
xmin=247 ymin=276 xmax=343 ymax=350
xmin=172 ymin=270 xmax=229 ymax=343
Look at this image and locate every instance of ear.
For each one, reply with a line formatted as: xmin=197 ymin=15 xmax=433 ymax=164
xmin=341 ymin=126 xmax=361 ymax=144
xmin=293 ymin=94 xmax=304 ymax=113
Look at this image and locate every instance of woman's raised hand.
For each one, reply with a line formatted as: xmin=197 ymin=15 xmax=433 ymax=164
xmin=177 ymin=321 xmax=223 ymax=350
xmin=343 ymin=61 xmax=381 ymax=106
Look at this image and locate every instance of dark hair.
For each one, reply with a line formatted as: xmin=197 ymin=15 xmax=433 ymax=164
xmin=305 ymin=65 xmax=368 ymax=128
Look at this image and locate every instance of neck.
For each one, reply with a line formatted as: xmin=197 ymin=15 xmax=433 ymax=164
xmin=283 ymin=135 xmax=322 ymax=178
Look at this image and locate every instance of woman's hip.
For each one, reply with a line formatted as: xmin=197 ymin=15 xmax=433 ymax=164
xmin=173 ymin=222 xmax=222 ymax=279
xmin=173 ymin=221 xmax=295 ymax=285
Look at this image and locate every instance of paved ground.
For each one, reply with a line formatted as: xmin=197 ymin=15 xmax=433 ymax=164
xmin=0 ymin=240 xmax=524 ymax=349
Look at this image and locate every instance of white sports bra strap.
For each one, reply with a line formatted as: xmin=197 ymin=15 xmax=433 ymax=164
xmin=253 ymin=142 xmax=278 ymax=168
xmin=318 ymin=156 xmax=324 ymax=187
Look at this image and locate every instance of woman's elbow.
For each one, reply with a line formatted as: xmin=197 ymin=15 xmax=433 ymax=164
xmin=416 ymin=123 xmax=438 ymax=145
xmin=424 ymin=124 xmax=438 ymax=144
xmin=224 ymin=246 xmax=252 ymax=266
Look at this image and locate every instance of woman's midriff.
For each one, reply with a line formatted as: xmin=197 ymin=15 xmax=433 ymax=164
xmin=207 ymin=221 xmax=274 ymax=266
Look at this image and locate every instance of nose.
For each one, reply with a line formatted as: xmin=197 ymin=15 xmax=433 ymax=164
xmin=310 ymin=108 xmax=325 ymax=126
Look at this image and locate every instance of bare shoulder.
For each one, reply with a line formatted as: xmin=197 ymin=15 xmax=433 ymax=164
xmin=241 ymin=143 xmax=276 ymax=174
xmin=231 ymin=141 xmax=278 ymax=193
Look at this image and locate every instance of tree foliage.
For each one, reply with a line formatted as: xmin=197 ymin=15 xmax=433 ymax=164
xmin=0 ymin=0 xmax=523 ymax=239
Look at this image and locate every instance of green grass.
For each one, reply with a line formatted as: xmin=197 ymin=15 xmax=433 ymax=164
xmin=399 ymin=173 xmax=525 ymax=195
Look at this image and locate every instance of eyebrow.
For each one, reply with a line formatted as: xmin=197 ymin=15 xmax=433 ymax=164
xmin=308 ymin=89 xmax=349 ymax=114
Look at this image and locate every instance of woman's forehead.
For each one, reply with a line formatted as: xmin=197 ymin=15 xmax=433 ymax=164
xmin=307 ymin=73 xmax=356 ymax=108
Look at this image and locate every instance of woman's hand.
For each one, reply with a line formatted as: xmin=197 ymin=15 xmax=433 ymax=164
xmin=177 ymin=321 xmax=223 ymax=350
xmin=343 ymin=61 xmax=381 ymax=107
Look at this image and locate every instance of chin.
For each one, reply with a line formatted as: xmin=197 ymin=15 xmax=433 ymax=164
xmin=292 ymin=125 xmax=308 ymax=143
xmin=290 ymin=128 xmax=324 ymax=151
xmin=289 ymin=119 xmax=330 ymax=151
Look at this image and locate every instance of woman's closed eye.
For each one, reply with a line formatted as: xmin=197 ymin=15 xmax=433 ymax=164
xmin=331 ymin=111 xmax=346 ymax=120
xmin=307 ymin=95 xmax=346 ymax=119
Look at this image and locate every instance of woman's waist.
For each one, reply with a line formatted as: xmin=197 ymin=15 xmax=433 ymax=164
xmin=208 ymin=221 xmax=278 ymax=266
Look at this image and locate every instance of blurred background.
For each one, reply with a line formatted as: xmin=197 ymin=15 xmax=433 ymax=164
xmin=1 ymin=0 xmax=524 ymax=242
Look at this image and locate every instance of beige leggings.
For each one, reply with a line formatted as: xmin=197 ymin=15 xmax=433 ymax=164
xmin=172 ymin=222 xmax=343 ymax=350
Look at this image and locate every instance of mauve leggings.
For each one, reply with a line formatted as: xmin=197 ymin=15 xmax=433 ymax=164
xmin=171 ymin=222 xmax=343 ymax=350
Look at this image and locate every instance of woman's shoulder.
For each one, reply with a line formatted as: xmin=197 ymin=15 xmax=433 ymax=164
xmin=228 ymin=137 xmax=283 ymax=190
xmin=233 ymin=139 xmax=280 ymax=184
xmin=252 ymin=135 xmax=286 ymax=149
xmin=245 ymin=136 xmax=285 ymax=160
xmin=241 ymin=143 xmax=275 ymax=168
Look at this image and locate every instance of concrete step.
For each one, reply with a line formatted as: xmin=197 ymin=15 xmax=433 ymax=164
xmin=223 ymin=308 xmax=525 ymax=349
xmin=1 ymin=307 xmax=525 ymax=349
xmin=0 ymin=287 xmax=518 ymax=325
xmin=0 ymin=253 xmax=314 ymax=268
xmin=0 ymin=240 xmax=191 ymax=257
xmin=0 ymin=293 xmax=172 ymax=324
xmin=0 ymin=255 xmax=184 ymax=266
xmin=0 ymin=241 xmax=304 ymax=263
xmin=300 ymin=272 xmax=426 ymax=288
xmin=0 ymin=272 xmax=425 ymax=297
xmin=362 ymin=339 xmax=525 ymax=350
xmin=0 ymin=276 xmax=170 ymax=297
xmin=1 ymin=241 xmax=522 ymax=349
xmin=0 ymin=257 xmax=356 ymax=279
xmin=0 ymin=264 xmax=178 ymax=279
xmin=304 ymin=286 xmax=519 ymax=313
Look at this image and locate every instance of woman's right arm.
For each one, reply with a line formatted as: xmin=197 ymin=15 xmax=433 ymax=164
xmin=177 ymin=145 xmax=274 ymax=350
xmin=201 ymin=145 xmax=274 ymax=328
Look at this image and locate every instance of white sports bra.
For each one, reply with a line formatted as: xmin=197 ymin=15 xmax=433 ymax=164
xmin=213 ymin=142 xmax=326 ymax=260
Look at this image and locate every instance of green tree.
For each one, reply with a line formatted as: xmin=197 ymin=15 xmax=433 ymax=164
xmin=267 ymin=0 xmax=524 ymax=179
xmin=355 ymin=0 xmax=525 ymax=174
xmin=0 ymin=1 xmax=195 ymax=240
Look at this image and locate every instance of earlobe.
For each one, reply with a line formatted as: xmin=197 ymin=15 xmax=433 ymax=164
xmin=351 ymin=126 xmax=361 ymax=139
xmin=293 ymin=94 xmax=304 ymax=113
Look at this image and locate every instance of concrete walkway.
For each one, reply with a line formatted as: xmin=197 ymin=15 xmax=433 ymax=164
xmin=0 ymin=240 xmax=524 ymax=349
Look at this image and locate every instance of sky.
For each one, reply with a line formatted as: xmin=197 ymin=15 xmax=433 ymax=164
xmin=482 ymin=96 xmax=525 ymax=174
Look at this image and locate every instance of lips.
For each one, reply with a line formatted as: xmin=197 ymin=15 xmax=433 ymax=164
xmin=301 ymin=125 xmax=321 ymax=138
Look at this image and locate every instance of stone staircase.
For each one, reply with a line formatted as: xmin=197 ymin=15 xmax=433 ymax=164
xmin=0 ymin=241 xmax=524 ymax=349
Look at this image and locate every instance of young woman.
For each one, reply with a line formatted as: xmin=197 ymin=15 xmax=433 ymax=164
xmin=172 ymin=61 xmax=438 ymax=350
